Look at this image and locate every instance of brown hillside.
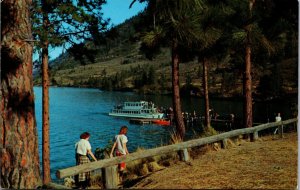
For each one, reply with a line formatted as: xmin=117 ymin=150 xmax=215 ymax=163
xmin=35 ymin=45 xmax=298 ymax=98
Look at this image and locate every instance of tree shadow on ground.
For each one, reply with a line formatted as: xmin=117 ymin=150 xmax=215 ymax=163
xmin=122 ymin=174 xmax=150 ymax=188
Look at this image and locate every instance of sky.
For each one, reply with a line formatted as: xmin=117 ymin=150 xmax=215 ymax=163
xmin=45 ymin=0 xmax=147 ymax=61
xmin=102 ymin=0 xmax=147 ymax=27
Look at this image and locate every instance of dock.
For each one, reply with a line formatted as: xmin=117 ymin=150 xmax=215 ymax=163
xmin=129 ymin=118 xmax=155 ymax=125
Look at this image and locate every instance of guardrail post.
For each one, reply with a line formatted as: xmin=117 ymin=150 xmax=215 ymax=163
xmin=221 ymin=139 xmax=228 ymax=149
xmin=103 ymin=165 xmax=119 ymax=189
xmin=253 ymin=131 xmax=259 ymax=141
xmin=180 ymin=148 xmax=189 ymax=161
xmin=279 ymin=123 xmax=284 ymax=138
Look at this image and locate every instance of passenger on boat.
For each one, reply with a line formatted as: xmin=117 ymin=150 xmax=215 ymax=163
xmin=75 ymin=132 xmax=97 ymax=189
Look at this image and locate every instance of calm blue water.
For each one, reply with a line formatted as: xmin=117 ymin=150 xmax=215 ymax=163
xmin=33 ymin=87 xmax=296 ymax=180
xmin=34 ymin=87 xmax=174 ymax=180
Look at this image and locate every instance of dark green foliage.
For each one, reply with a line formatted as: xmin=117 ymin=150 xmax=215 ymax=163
xmin=180 ymin=73 xmax=200 ymax=96
xmin=133 ymin=65 xmax=157 ymax=88
xmin=140 ymin=41 xmax=161 ymax=60
xmin=148 ymin=65 xmax=156 ymax=85
xmin=101 ymin=77 xmax=113 ymax=91
xmin=158 ymin=72 xmax=166 ymax=92
xmin=121 ymin=59 xmax=130 ymax=65
xmin=68 ymin=43 xmax=98 ymax=65
xmin=94 ymin=140 xmax=114 ymax=160
xmin=185 ymin=74 xmax=192 ymax=88
xmin=256 ymin=75 xmax=278 ymax=99
xmin=32 ymin=0 xmax=109 ymax=63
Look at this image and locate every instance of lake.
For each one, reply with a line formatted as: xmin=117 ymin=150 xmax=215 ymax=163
xmin=33 ymin=87 xmax=296 ymax=180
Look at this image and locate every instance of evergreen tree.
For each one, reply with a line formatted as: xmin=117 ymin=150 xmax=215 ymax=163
xmin=148 ymin=65 xmax=156 ymax=85
xmin=195 ymin=0 xmax=240 ymax=130
xmin=255 ymin=0 xmax=298 ymax=98
xmin=225 ymin=0 xmax=297 ymax=131
xmin=192 ymin=1 xmax=226 ymax=129
xmin=139 ymin=0 xmax=204 ymax=139
xmin=1 ymin=0 xmax=41 ymax=188
xmin=31 ymin=0 xmax=108 ymax=184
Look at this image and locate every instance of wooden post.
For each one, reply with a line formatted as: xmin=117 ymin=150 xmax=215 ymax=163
xmin=253 ymin=131 xmax=259 ymax=141
xmin=221 ymin=139 xmax=228 ymax=149
xmin=102 ymin=165 xmax=118 ymax=189
xmin=279 ymin=124 xmax=284 ymax=138
xmin=180 ymin=148 xmax=189 ymax=161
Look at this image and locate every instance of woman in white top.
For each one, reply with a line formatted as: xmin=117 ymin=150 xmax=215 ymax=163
xmin=110 ymin=126 xmax=129 ymax=171
xmin=275 ymin=113 xmax=282 ymax=122
xmin=75 ymin=132 xmax=97 ymax=188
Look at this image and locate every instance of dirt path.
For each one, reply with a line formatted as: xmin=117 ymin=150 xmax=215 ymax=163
xmin=131 ymin=132 xmax=298 ymax=189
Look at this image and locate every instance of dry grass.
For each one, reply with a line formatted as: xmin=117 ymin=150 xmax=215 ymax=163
xmin=88 ymin=174 xmax=103 ymax=189
xmin=125 ymin=147 xmax=175 ymax=178
xmin=131 ymin=132 xmax=298 ymax=189
xmin=200 ymin=125 xmax=219 ymax=137
xmin=170 ymin=129 xmax=184 ymax=144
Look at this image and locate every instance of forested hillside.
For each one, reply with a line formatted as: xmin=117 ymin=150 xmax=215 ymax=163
xmin=33 ymin=1 xmax=298 ymax=100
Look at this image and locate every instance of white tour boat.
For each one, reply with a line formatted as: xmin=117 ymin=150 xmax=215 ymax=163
xmin=108 ymin=101 xmax=164 ymax=119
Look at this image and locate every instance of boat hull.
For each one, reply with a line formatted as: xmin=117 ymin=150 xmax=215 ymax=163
xmin=109 ymin=112 xmax=164 ymax=119
xmin=152 ymin=119 xmax=171 ymax=126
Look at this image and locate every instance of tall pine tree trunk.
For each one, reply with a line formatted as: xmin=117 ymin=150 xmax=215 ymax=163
xmin=202 ymin=57 xmax=211 ymax=129
xmin=171 ymin=40 xmax=185 ymax=139
xmin=244 ymin=45 xmax=252 ymax=129
xmin=244 ymin=0 xmax=255 ymax=133
xmin=41 ymin=4 xmax=51 ymax=184
xmin=1 ymin=0 xmax=41 ymax=188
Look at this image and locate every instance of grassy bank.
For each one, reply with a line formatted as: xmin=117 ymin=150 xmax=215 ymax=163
xmin=131 ymin=131 xmax=298 ymax=189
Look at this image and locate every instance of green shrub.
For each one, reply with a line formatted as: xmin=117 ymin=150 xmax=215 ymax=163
xmin=94 ymin=140 xmax=114 ymax=159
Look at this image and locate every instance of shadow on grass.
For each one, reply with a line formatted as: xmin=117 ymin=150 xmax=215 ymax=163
xmin=122 ymin=175 xmax=150 ymax=188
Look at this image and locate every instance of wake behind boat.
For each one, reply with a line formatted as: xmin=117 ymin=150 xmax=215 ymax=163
xmin=108 ymin=101 xmax=164 ymax=119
